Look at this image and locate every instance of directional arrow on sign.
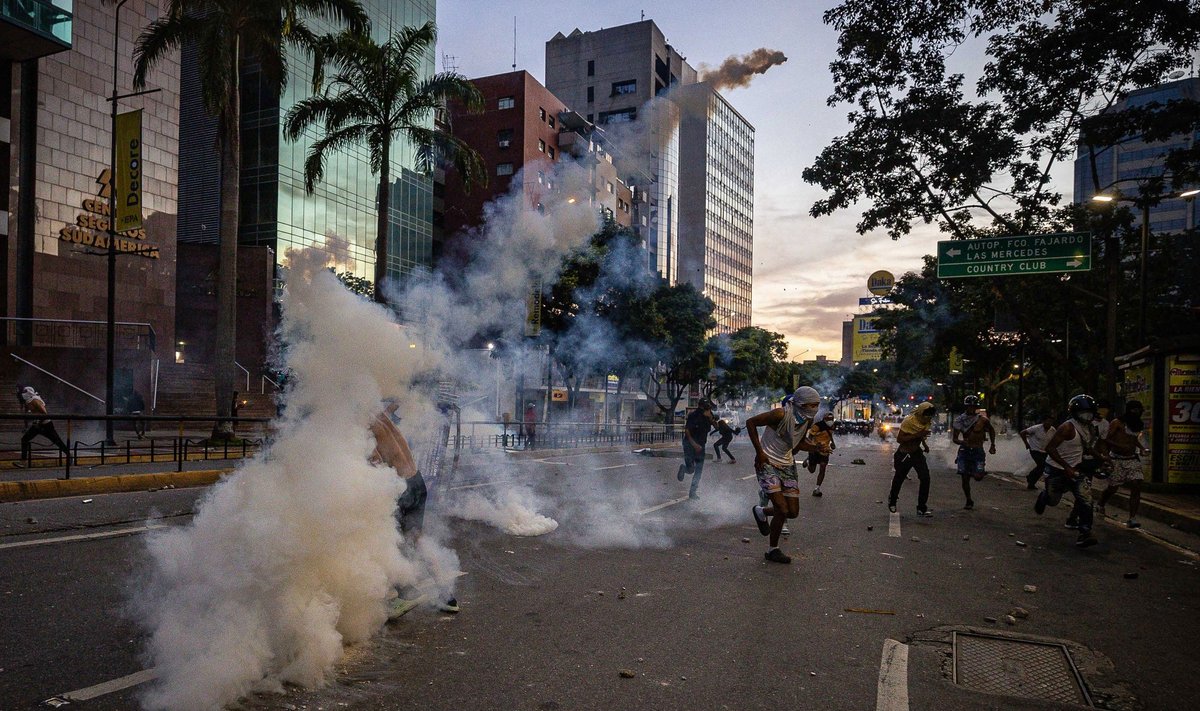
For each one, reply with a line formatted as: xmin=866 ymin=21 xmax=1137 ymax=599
xmin=946 ymin=248 xmax=961 ymax=257
xmin=1066 ymin=259 xmax=1082 ymax=268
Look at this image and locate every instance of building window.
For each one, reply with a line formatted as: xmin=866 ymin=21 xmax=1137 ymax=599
xmin=612 ymin=79 xmax=637 ymax=96
xmin=587 ymin=60 xmax=595 ymax=76
xmin=498 ymin=96 xmax=515 ymax=110
xmin=496 ymin=162 xmax=514 ymax=176
xmin=598 ymin=108 xmax=637 ymax=125
xmin=539 ymin=107 xmax=546 ymax=121
xmin=548 ymin=115 xmax=555 ymax=128
xmin=547 ymin=146 xmax=556 ymax=159
xmin=497 ymin=128 xmax=513 ymax=148
xmin=537 ymin=170 xmax=545 ymax=185
xmin=586 ymin=113 xmax=593 ymax=123
xmin=607 ymin=181 xmax=614 ymax=194
xmin=538 ymin=139 xmax=546 ymax=153
xmin=587 ymin=86 xmax=594 ymax=103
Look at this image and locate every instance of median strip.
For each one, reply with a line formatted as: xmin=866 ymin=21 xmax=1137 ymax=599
xmin=0 ymin=469 xmax=231 ymax=503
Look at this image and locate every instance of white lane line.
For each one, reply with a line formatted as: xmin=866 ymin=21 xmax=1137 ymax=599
xmin=0 ymin=524 xmax=165 ymax=551
xmin=47 ymin=668 xmax=158 ymax=703
xmin=876 ymin=638 xmax=910 ymax=711
xmin=448 ymin=479 xmax=517 ymax=491
xmin=889 ymin=511 xmax=901 ymax=538
xmin=637 ymin=496 xmax=691 ymax=515
xmin=593 ymin=463 xmax=638 ymax=471
xmin=739 ymin=474 xmax=756 ymax=481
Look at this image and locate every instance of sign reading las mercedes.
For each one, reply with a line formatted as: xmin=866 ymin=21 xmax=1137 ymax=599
xmin=937 ymin=232 xmax=1091 ymax=279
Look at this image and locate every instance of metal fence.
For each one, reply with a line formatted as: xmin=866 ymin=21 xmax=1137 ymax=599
xmin=451 ymin=420 xmax=684 ymax=452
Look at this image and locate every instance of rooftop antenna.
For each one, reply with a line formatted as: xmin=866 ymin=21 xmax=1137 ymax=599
xmin=641 ymin=10 xmax=645 ymax=21
xmin=513 ymin=16 xmax=517 ymax=70
xmin=442 ymin=53 xmax=459 ymax=73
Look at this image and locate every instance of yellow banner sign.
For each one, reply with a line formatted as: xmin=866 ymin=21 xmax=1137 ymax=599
xmin=114 ymin=110 xmax=144 ymax=232
xmin=852 ymin=316 xmax=882 ymax=362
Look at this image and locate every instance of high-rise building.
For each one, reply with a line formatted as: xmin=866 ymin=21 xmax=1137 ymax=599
xmin=3 ymin=1 xmax=179 ymax=407
xmin=439 ymin=70 xmax=632 ymax=251
xmin=546 ymin=21 xmax=697 ymax=284
xmin=178 ymin=0 xmax=437 ymax=288
xmin=1073 ymin=76 xmax=1200 ymax=232
xmin=677 ymin=82 xmax=754 ymax=334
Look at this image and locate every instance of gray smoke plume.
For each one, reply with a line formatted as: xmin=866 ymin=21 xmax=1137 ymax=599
xmin=699 ymin=48 xmax=788 ymax=90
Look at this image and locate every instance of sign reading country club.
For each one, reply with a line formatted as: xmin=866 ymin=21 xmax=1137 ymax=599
xmin=936 ymin=233 xmax=1092 ymax=278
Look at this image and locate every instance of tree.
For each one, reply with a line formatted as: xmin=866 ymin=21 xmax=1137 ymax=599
xmin=708 ymin=327 xmax=788 ymax=405
xmin=283 ymin=22 xmax=485 ymax=304
xmin=806 ymin=0 xmax=1200 ymax=400
xmin=640 ymin=283 xmax=716 ymax=423
xmin=132 ymin=0 xmax=368 ymax=424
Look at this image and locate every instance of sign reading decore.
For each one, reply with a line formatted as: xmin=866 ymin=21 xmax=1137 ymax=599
xmin=114 ymin=110 xmax=144 ymax=232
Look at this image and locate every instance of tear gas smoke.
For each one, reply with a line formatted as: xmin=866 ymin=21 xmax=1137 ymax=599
xmin=456 ymin=486 xmax=559 ymax=537
xmin=699 ymin=48 xmax=788 ymax=90
xmin=135 ymin=252 xmax=456 ymax=710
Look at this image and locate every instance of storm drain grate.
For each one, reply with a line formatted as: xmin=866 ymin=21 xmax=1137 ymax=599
xmin=953 ymin=632 xmax=1092 ymax=707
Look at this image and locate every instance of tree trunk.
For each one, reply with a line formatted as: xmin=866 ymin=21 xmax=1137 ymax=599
xmin=213 ymin=37 xmax=241 ymax=429
xmin=374 ymin=136 xmax=391 ymax=304
xmin=1104 ymin=233 xmax=1120 ymax=406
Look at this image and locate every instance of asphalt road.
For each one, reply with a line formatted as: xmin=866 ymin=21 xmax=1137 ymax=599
xmin=1 ymin=435 xmax=1197 ymax=710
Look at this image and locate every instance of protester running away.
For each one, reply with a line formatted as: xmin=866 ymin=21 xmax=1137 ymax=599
xmin=746 ymin=386 xmax=827 ymax=564
xmin=1096 ymin=400 xmax=1149 ymax=529
xmin=952 ymin=395 xmax=996 ymax=510
xmin=888 ymin=402 xmax=936 ymax=517
xmin=1036 ymin=394 xmax=1101 ymax=548
xmin=1019 ymin=413 xmax=1057 ymax=490
xmin=710 ymin=417 xmax=741 ymax=463
xmin=677 ymin=399 xmax=716 ymax=498
xmin=805 ymin=412 xmax=838 ymax=497
xmin=16 ymin=386 xmax=69 ymax=466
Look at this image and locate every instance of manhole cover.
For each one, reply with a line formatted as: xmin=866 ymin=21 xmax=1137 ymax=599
xmin=953 ymin=632 xmax=1092 ymax=707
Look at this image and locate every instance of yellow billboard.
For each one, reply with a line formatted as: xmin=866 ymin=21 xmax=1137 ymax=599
xmin=852 ymin=316 xmax=882 ymax=362
xmin=114 ymin=110 xmax=143 ymax=232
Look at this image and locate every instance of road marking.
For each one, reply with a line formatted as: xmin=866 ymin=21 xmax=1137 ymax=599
xmin=637 ymin=496 xmax=691 ymax=515
xmin=889 ymin=511 xmax=901 ymax=538
xmin=876 ymin=638 xmax=910 ymax=711
xmin=0 ymin=525 xmax=165 ymax=551
xmin=739 ymin=474 xmax=756 ymax=481
xmin=448 ymin=479 xmax=517 ymax=491
xmin=593 ymin=463 xmax=638 ymax=471
xmin=45 ymin=668 xmax=158 ymax=704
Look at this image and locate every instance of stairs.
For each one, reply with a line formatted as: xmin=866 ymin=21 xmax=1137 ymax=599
xmin=153 ymin=363 xmax=278 ymax=419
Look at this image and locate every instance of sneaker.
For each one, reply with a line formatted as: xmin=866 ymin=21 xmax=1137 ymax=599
xmin=887 ymin=502 xmax=897 ymax=513
xmin=688 ymin=492 xmax=699 ymax=500
xmin=1064 ymin=522 xmax=1079 ymax=529
xmin=781 ymin=525 xmax=791 ymax=536
xmin=437 ymin=597 xmax=460 ymax=613
xmin=964 ymin=501 xmax=975 ymax=511
xmin=728 ymin=458 xmax=736 ymax=464
xmin=1075 ymin=532 xmax=1099 ymax=548
xmin=1034 ymin=491 xmax=1047 ymax=515
xmin=676 ymin=465 xmax=686 ymax=482
xmin=812 ymin=487 xmax=822 ymax=497
xmin=1125 ymin=519 xmax=1141 ymax=529
xmin=917 ymin=509 xmax=933 ymax=518
xmin=752 ymin=505 xmax=770 ymax=536
xmin=764 ymin=548 xmax=792 ymax=564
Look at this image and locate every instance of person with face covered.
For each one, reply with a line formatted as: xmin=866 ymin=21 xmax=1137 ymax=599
xmin=952 ymin=395 xmax=996 ymax=510
xmin=16 ymin=386 xmax=69 ymax=465
xmin=677 ymin=399 xmax=715 ymax=499
xmin=888 ymin=402 xmax=937 ymax=517
xmin=1096 ymin=400 xmax=1150 ymax=528
xmin=1036 ymin=394 xmax=1101 ymax=548
xmin=746 ymin=386 xmax=827 ymax=564
xmin=804 ymin=412 xmax=838 ymax=497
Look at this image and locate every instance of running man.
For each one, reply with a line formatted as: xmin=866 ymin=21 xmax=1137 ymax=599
xmin=805 ymin=412 xmax=837 ymax=497
xmin=677 ymin=399 xmax=715 ymax=498
xmin=1096 ymin=400 xmax=1149 ymax=528
xmin=710 ymin=418 xmax=741 ymax=463
xmin=888 ymin=402 xmax=936 ymax=516
xmin=952 ymin=395 xmax=996 ymax=510
xmin=1019 ymin=414 xmax=1057 ymax=490
xmin=1036 ymin=394 xmax=1100 ymax=548
xmin=16 ymin=386 xmax=69 ymax=465
xmin=747 ymin=386 xmax=826 ymax=564
xmin=370 ymin=401 xmax=459 ymax=614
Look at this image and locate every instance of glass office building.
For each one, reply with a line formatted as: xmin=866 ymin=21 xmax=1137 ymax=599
xmin=179 ymin=0 xmax=437 ymax=288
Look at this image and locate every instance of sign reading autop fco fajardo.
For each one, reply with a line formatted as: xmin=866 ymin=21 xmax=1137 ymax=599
xmin=936 ymin=232 xmax=1092 ymax=278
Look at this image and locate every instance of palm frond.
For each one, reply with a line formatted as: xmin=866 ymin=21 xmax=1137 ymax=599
xmin=302 ymin=123 xmax=374 ymax=193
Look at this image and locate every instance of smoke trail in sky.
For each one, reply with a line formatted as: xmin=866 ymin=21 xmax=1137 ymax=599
xmin=699 ymin=48 xmax=789 ymax=90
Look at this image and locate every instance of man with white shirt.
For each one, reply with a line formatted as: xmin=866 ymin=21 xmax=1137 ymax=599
xmin=1019 ymin=414 xmax=1057 ymax=489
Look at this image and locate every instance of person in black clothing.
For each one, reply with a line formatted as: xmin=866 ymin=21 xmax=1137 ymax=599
xmin=16 ymin=386 xmax=69 ymax=465
xmin=677 ymin=399 xmax=715 ymax=498
xmin=127 ymin=389 xmax=147 ymax=438
xmin=710 ymin=418 xmax=741 ymax=463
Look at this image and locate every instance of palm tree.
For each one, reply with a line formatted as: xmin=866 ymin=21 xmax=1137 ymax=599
xmin=130 ymin=0 xmax=368 ymax=425
xmin=282 ymin=21 xmax=485 ymax=304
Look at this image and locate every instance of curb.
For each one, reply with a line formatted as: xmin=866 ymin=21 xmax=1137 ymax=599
xmin=501 ymin=444 xmax=675 ymax=459
xmin=1101 ymin=490 xmax=1200 ymax=536
xmin=0 ymin=469 xmax=231 ymax=503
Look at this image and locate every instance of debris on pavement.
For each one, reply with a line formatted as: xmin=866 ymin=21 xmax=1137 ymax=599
xmin=910 ymin=536 xmax=920 ymax=542
xmin=852 ymin=459 xmax=866 ymax=465
xmin=984 ymin=616 xmax=998 ymax=624
xmin=867 ymin=525 xmax=874 ymax=531
xmin=962 ymin=535 xmax=969 ymax=541
xmin=1023 ymin=585 xmax=1038 ymax=593
xmin=618 ymin=588 xmax=627 ymax=600
xmin=81 ymin=499 xmax=93 ymax=503
xmin=844 ymin=608 xmax=895 ymax=615
xmin=1015 ymin=541 xmax=1027 ymax=547
xmin=1124 ymin=572 xmax=1139 ymax=580
xmin=1004 ymin=615 xmax=1017 ymax=625
xmin=25 ymin=517 xmax=36 ymax=524
xmin=742 ymin=537 xmax=750 ymax=543
xmin=1011 ymin=607 xmax=1029 ymax=619
xmin=619 ymin=670 xmax=636 ymax=678
xmin=880 ymin=552 xmax=904 ymax=559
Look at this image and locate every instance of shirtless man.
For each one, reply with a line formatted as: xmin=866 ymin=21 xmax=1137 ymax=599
xmin=1097 ymin=400 xmax=1149 ymax=528
xmin=370 ymin=401 xmax=458 ymax=614
xmin=747 ymin=386 xmax=826 ymax=564
xmin=952 ymin=395 xmax=996 ymax=510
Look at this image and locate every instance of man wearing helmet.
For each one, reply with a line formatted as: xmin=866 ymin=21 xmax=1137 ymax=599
xmin=746 ymin=386 xmax=828 ymax=564
xmin=952 ymin=395 xmax=996 ymax=510
xmin=1036 ymin=394 xmax=1101 ymax=548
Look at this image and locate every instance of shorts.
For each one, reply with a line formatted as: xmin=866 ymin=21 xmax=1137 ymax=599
xmin=396 ymin=472 xmax=428 ymax=534
xmin=806 ymin=451 xmax=830 ymax=465
xmin=756 ymin=462 xmax=800 ymax=498
xmin=956 ymin=447 xmax=986 ymax=480
xmin=1108 ymin=458 xmax=1144 ymax=486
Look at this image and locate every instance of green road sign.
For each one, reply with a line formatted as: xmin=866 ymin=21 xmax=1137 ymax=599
xmin=936 ymin=232 xmax=1092 ymax=279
